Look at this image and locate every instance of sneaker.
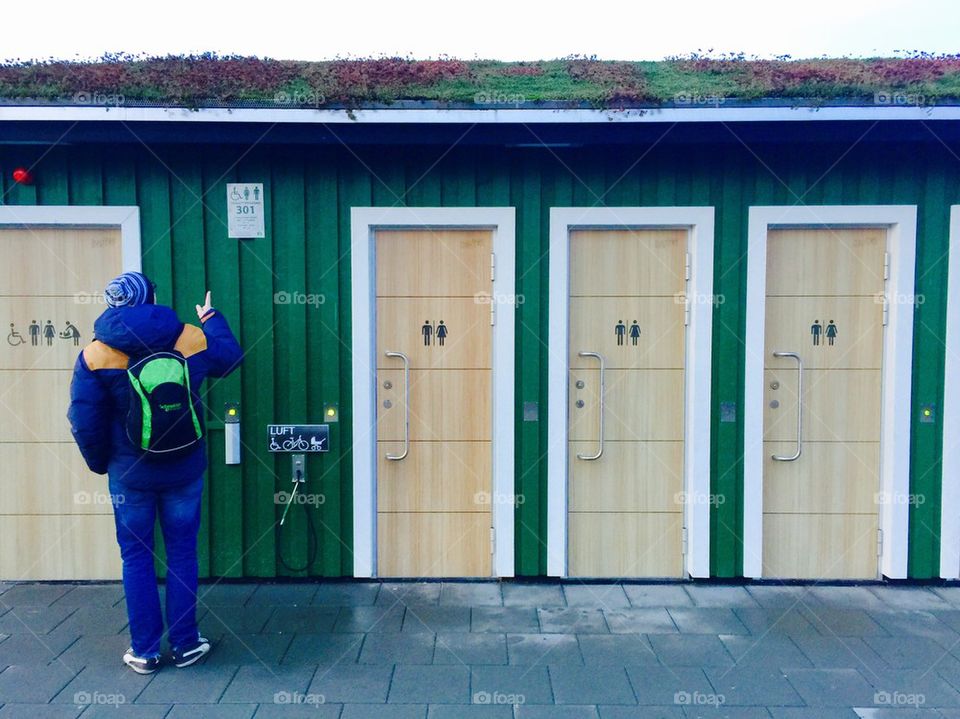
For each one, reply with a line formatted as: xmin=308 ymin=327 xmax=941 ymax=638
xmin=171 ymin=636 xmax=211 ymax=668
xmin=122 ymin=648 xmax=161 ymax=674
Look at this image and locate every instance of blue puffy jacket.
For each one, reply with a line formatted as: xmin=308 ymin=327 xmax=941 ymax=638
xmin=67 ymin=303 xmax=243 ymax=490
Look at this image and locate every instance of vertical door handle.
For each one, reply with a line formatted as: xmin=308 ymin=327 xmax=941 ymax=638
xmin=384 ymin=351 xmax=409 ymax=460
xmin=771 ymin=351 xmax=802 ymax=461
xmin=577 ymin=351 xmax=605 ymax=460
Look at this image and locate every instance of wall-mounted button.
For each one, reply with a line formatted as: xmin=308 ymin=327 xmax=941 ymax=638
xmin=769 ymin=399 xmax=780 ymax=409
xmin=383 ymin=380 xmax=393 ymax=390
xmin=576 ymin=399 xmax=585 ymax=408
xmin=770 ymin=381 xmax=780 ymax=390
xmin=575 ymin=380 xmax=585 ymax=389
xmin=383 ymin=399 xmax=392 ymax=409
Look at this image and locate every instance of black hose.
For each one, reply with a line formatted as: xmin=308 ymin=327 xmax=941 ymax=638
xmin=276 ymin=486 xmax=318 ymax=574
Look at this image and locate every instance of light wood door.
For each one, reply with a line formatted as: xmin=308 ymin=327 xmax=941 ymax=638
xmin=0 ymin=227 xmax=123 ymax=580
xmin=567 ymin=229 xmax=687 ymax=577
xmin=375 ymin=229 xmax=493 ymax=577
xmin=762 ymin=228 xmax=886 ymax=579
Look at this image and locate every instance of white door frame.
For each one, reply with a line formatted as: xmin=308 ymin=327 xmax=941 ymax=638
xmin=350 ymin=207 xmax=517 ymax=578
xmin=941 ymin=207 xmax=960 ymax=578
xmin=0 ymin=205 xmax=141 ymax=269
xmin=743 ymin=205 xmax=917 ymax=579
xmin=546 ymin=207 xmax=716 ymax=578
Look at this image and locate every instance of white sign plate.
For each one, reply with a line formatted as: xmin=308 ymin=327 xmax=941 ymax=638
xmin=227 ymin=183 xmax=265 ymax=238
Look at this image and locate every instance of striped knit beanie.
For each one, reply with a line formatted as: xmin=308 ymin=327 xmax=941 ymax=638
xmin=103 ymin=271 xmax=156 ymax=308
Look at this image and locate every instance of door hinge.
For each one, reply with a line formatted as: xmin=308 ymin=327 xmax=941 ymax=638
xmin=490 ymin=526 xmax=496 ymax=554
xmin=490 ymin=252 xmax=496 ymax=283
xmin=877 ymin=528 xmax=883 ymax=556
xmin=685 ymin=253 xmax=691 ymax=281
xmin=883 ymin=252 xmax=890 ymax=281
xmin=882 ymin=303 xmax=889 ymax=326
xmin=490 ymin=302 xmax=496 ymax=326
xmin=681 ymin=526 xmax=688 ymax=556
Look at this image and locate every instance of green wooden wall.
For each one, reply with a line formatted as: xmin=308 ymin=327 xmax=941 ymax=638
xmin=1 ymin=136 xmax=955 ymax=578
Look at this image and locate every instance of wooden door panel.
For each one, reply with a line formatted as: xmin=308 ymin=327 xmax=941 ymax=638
xmin=570 ymin=229 xmax=686 ymax=296
xmin=378 ymin=441 xmax=490 ymax=512
xmin=377 ymin=368 xmax=490 ymax=442
xmin=568 ymin=512 xmax=683 ymax=577
xmin=0 ymin=369 xmax=75 ymax=442
xmin=0 ymin=515 xmax=122 ymax=580
xmin=0 ymin=298 xmax=98 ymax=370
xmin=568 ymin=441 xmax=683 ymax=512
xmin=763 ymin=513 xmax=879 ymax=579
xmin=766 ymin=228 xmax=886 ymax=296
xmin=378 ymin=511 xmax=491 ymax=577
xmin=0 ymin=228 xmax=121 ymax=296
xmin=569 ymin=369 xmax=683 ymax=442
xmin=763 ymin=442 xmax=880 ymax=514
xmin=569 ymin=297 xmax=684 ymax=370
xmin=376 ymin=298 xmax=490 ymax=370
xmin=0 ymin=444 xmax=107 ymax=514
xmin=375 ymin=230 xmax=491 ymax=297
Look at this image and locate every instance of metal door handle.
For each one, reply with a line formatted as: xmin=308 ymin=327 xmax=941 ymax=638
xmin=385 ymin=351 xmax=409 ymax=460
xmin=771 ymin=351 xmax=802 ymax=461
xmin=577 ymin=351 xmax=605 ymax=460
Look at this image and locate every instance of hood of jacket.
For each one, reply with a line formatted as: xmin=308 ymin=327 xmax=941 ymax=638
xmin=93 ymin=304 xmax=184 ymax=357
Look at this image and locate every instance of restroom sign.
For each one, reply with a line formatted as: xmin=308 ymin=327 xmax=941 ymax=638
xmin=227 ymin=183 xmax=265 ymax=239
xmin=268 ymin=424 xmax=329 ymax=452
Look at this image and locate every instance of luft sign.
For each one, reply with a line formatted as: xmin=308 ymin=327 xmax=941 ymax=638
xmin=268 ymin=424 xmax=329 ymax=452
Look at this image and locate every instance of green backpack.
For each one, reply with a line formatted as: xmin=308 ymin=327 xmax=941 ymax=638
xmin=125 ymin=350 xmax=203 ymax=458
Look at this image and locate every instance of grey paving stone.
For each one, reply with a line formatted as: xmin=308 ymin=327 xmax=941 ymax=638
xmin=865 ymin=668 xmax=960 ymax=707
xmin=78 ymin=706 xmax=172 ymax=719
xmin=440 ymin=583 xmax=503 ymax=607
xmin=0 ymin=705 xmax=83 ymax=719
xmin=599 ymin=707 xmax=685 ymax=718
xmin=472 ymin=607 xmax=540 ymax=634
xmin=801 ymin=607 xmax=888 ymax=637
xmin=219 ymin=664 xmax=316 ymax=703
xmin=262 ymin=606 xmax=339 ymax=633
xmin=56 ymin=633 xmax=131 ymax=670
xmin=623 ymin=585 xmax=694 ymax=608
xmin=135 ymin=664 xmax=240 ymax=703
xmin=341 ymin=706 xmax=427 ymax=719
xmin=0 ymin=604 xmax=75 ymax=634
xmin=864 ymin=634 xmax=960 ymax=671
xmin=508 ymin=633 xmax=583 ymax=665
xmin=808 ymin=586 xmax=888 ymax=610
xmin=516 ymin=706 xmax=599 ymax=718
xmin=781 ymin=668 xmax=878 ymax=707
xmin=539 ymin=608 xmax=608 ymax=633
xmin=931 ymin=586 xmax=960 ymax=607
xmin=51 ymin=663 xmax=155 ymax=705
xmin=430 ymin=705 xmax=513 ymax=718
xmin=578 ymin=634 xmax=659 ymax=665
xmin=718 ymin=634 xmax=813 ymax=669
xmin=868 ymin=609 xmax=959 ymax=646
xmin=166 ymin=705 xmax=256 ymax=719
xmin=377 ymin=583 xmax=442 ymax=606
xmin=359 ymin=631 xmax=436 ymax=664
xmin=0 ymin=583 xmax=75 ymax=607
xmin=334 ymin=605 xmax=405 ymax=633
xmin=704 ymin=666 xmax=804 ymax=706
xmin=681 ymin=708 xmax=772 ymax=719
xmin=470 ymin=665 xmax=553 ymax=704
xmin=388 ymin=665 xmax=470 ymax=704
xmin=50 ymin=584 xmax=124 ymax=608
xmin=434 ymin=632 xmax=507 ymax=665
xmin=550 ymin=664 xmax=636 ymax=704
xmin=767 ymin=710 xmax=859 ymax=719
xmin=744 ymin=584 xmax=817 ymax=609
xmin=196 ymin=582 xmax=259 ymax=606
xmin=282 ymin=632 xmax=363 ymax=664
xmin=502 ymin=582 xmax=566 ymax=608
xmin=0 ymin=663 xmax=80 ymax=702
xmin=682 ymin=585 xmax=759 ymax=608
xmin=624 ymin=666 xmax=716 ymax=705
xmin=403 ymin=606 xmax=471 ymax=633
xmin=732 ymin=608 xmax=818 ymax=637
xmin=199 ymin=604 xmax=275 ymax=636
xmin=647 ymin=635 xmax=735 ymax=667
xmin=792 ymin=636 xmax=888 ymax=671
xmin=254 ymin=702 xmax=343 ymax=718
xmin=311 ymin=582 xmax=381 ymax=606
xmin=0 ymin=626 xmax=79 ymax=665
xmin=605 ymin=608 xmax=678 ymax=634
xmin=929 ymin=610 xmax=960 ymax=636
xmin=563 ymin=584 xmax=631 ymax=609
xmin=307 ymin=664 xmax=393 ymax=703
xmin=54 ymin=605 xmax=128 ymax=635
xmin=668 ymin=609 xmax=749 ymax=635
xmin=246 ymin=584 xmax=318 ymax=606
xmin=867 ymin=586 xmax=952 ymax=611
xmin=211 ymin=633 xmax=293 ymax=664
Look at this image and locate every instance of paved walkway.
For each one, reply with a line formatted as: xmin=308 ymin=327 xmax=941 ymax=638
xmin=4 ymin=581 xmax=960 ymax=717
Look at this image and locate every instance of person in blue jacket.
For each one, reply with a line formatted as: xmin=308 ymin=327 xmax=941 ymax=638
xmin=67 ymin=271 xmax=243 ymax=674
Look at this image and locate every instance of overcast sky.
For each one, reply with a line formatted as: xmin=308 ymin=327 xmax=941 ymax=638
xmin=4 ymin=0 xmax=958 ymax=62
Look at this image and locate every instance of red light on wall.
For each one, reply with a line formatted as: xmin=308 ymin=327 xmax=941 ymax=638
xmin=12 ymin=167 xmax=34 ymax=185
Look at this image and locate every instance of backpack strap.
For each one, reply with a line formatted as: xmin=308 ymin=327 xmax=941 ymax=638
xmin=82 ymin=340 xmax=129 ymax=370
xmin=174 ymin=324 xmax=207 ymax=358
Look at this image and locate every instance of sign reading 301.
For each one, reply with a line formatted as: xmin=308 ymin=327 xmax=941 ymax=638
xmin=268 ymin=424 xmax=330 ymax=453
xmin=227 ymin=183 xmax=265 ymax=239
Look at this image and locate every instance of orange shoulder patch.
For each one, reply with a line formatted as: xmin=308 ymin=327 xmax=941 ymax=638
xmin=175 ymin=324 xmax=207 ymax=358
xmin=82 ymin=341 xmax=129 ymax=370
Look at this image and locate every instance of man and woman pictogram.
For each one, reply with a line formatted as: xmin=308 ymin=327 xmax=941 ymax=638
xmin=7 ymin=320 xmax=81 ymax=347
xmin=614 ymin=319 xmax=642 ymax=346
xmin=421 ymin=320 xmax=449 ymax=347
xmin=810 ymin=319 xmax=838 ymax=347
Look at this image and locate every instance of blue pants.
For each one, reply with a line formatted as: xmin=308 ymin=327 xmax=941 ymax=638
xmin=109 ymin=474 xmax=204 ymax=657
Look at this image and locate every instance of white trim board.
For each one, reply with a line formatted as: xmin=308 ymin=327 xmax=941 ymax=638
xmin=743 ymin=205 xmax=917 ymax=579
xmin=0 ymin=205 xmax=141 ymax=269
xmin=349 ymin=207 xmax=517 ymax=578
xmin=546 ymin=207 xmax=715 ymax=578
xmin=941 ymin=207 xmax=960 ymax=578
xmin=3 ymin=105 xmax=960 ymax=126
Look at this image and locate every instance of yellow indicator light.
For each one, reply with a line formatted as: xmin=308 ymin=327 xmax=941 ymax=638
xmin=923 ymin=409 xmax=932 ymax=416
xmin=327 ymin=408 xmax=336 ymax=417
xmin=228 ymin=408 xmax=237 ymax=416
